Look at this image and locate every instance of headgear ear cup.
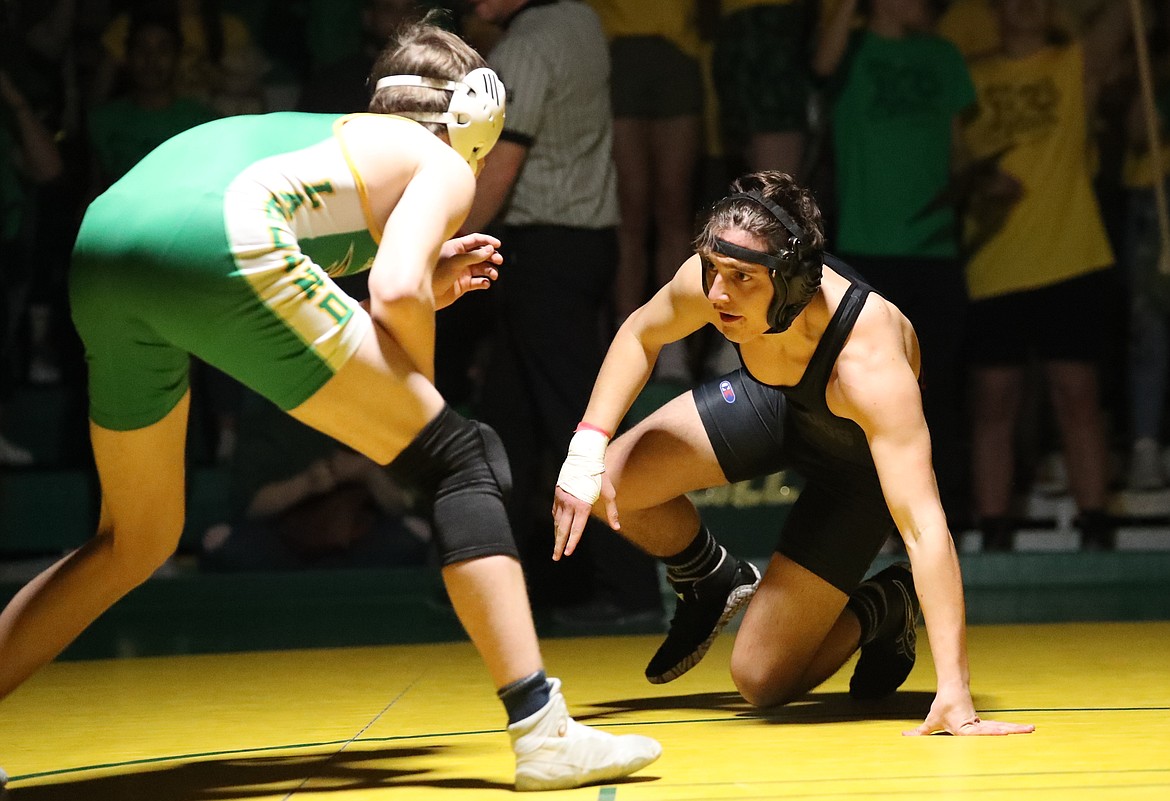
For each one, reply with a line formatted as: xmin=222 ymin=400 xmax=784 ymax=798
xmin=708 ymin=190 xmax=823 ymax=333
xmin=446 ymin=67 xmax=506 ymax=167
xmin=373 ymin=68 xmax=507 ymax=170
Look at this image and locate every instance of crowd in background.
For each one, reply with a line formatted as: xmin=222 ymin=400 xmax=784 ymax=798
xmin=2 ymin=0 xmax=1169 ymax=617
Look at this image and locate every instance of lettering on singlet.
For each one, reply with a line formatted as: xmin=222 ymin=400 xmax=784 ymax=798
xmin=259 ymin=179 xmax=353 ymax=326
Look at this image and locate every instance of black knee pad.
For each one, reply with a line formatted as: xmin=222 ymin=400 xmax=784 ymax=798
xmin=387 ymin=406 xmax=519 ymax=565
xmin=471 ymin=419 xmax=513 ymax=501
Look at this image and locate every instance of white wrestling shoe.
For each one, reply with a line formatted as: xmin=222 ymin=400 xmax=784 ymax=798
xmin=1 ymin=765 xmax=8 ymax=789
xmin=508 ymin=678 xmax=661 ymax=791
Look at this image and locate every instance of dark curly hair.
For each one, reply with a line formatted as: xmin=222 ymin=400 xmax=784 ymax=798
xmin=694 ymin=171 xmax=825 ymax=259
xmin=695 ymin=171 xmax=826 ymax=332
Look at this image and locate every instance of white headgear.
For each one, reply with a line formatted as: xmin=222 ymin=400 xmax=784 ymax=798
xmin=374 ymin=67 xmax=506 ymax=170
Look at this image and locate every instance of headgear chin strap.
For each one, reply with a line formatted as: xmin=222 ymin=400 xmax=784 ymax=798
xmin=706 ymin=189 xmax=823 ymax=333
xmin=374 ymin=67 xmax=506 ymax=170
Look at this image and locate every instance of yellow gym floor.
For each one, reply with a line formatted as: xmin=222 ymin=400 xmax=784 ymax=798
xmin=1 ymin=622 xmax=1168 ymax=800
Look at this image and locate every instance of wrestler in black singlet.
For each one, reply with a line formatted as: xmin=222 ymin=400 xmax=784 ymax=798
xmin=693 ymin=262 xmax=897 ymax=592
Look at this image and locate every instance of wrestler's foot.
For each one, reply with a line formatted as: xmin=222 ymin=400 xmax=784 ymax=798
xmin=645 ymin=553 xmax=760 ymax=684
xmin=849 ymin=562 xmax=920 ymax=700
xmin=509 ymin=678 xmax=661 ymax=791
xmin=1 ymin=765 xmax=8 ymax=790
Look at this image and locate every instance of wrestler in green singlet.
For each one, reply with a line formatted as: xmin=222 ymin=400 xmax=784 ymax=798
xmin=72 ymin=112 xmax=382 ymax=430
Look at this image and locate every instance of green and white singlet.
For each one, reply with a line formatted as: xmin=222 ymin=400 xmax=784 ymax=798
xmin=71 ymin=112 xmax=385 ymax=430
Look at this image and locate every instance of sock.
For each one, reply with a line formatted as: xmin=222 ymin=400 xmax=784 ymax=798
xmin=663 ymin=526 xmax=724 ymax=586
xmin=845 ymin=574 xmax=908 ymax=646
xmin=498 ymin=670 xmax=551 ymax=725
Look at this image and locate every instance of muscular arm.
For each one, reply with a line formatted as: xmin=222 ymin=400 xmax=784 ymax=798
xmin=834 ymin=307 xmax=968 ymax=687
xmin=366 ymin=149 xmax=477 ymax=383
xmin=835 ymin=302 xmax=1033 ymax=735
xmin=552 ymin=255 xmax=714 ymax=554
xmin=580 ymin=255 xmax=714 ymax=434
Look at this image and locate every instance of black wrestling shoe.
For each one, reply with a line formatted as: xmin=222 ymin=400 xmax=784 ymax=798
xmin=849 ymin=562 xmax=921 ymax=701
xmin=645 ymin=554 xmax=760 ymax=684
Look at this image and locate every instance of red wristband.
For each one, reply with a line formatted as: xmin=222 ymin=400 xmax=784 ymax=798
xmin=574 ymin=421 xmax=612 ymax=438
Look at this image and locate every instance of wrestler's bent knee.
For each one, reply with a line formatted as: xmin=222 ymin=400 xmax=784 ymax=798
xmin=387 ymin=407 xmax=519 ymax=566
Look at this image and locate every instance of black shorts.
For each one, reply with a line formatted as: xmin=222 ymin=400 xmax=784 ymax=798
xmin=693 ymin=369 xmax=895 ymax=593
xmin=712 ymin=4 xmax=815 ymax=143
xmin=609 ymin=36 xmax=703 ymax=119
xmin=966 ymin=268 xmax=1115 ymax=366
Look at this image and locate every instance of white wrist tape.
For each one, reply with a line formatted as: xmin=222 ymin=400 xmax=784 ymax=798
xmin=556 ymin=429 xmax=609 ymax=505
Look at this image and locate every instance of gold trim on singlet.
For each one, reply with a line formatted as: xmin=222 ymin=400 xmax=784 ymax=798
xmin=334 ymin=113 xmax=383 ymax=246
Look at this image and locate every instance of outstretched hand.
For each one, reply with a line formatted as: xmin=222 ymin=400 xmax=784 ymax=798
xmin=903 ymin=688 xmax=1035 ymax=737
xmin=433 ymin=232 xmax=502 ymax=309
xmin=551 ymin=475 xmax=618 ymax=561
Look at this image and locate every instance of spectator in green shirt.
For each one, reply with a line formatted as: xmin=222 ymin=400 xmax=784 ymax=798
xmin=87 ymin=9 xmax=219 ymax=191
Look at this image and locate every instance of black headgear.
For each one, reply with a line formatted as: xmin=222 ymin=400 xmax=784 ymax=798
xmin=703 ymin=189 xmax=823 ymax=333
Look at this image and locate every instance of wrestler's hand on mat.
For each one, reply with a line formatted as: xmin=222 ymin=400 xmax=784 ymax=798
xmin=433 ymin=233 xmax=502 ymax=309
xmin=904 ymin=687 xmax=1035 ymax=736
